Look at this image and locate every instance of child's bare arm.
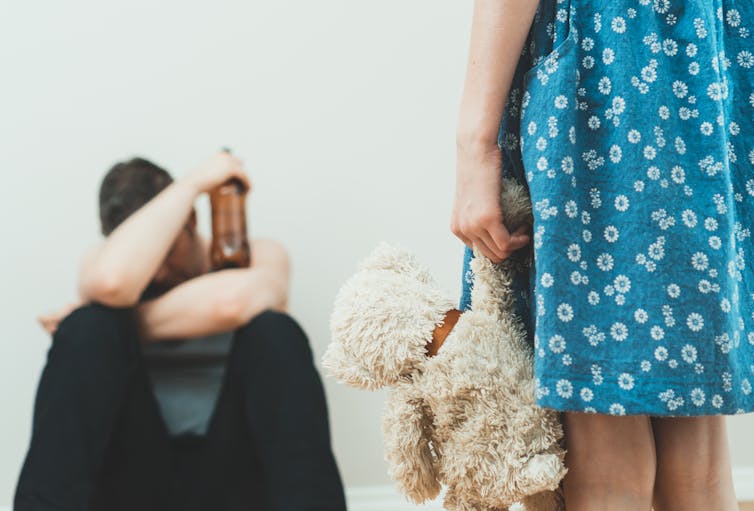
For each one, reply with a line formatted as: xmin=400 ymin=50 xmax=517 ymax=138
xmin=451 ymin=0 xmax=538 ymax=263
xmin=457 ymin=0 xmax=539 ymax=148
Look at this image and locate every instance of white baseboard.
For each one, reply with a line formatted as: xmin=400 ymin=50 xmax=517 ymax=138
xmin=2 ymin=469 xmax=752 ymax=511
xmin=346 ymin=485 xmax=445 ymax=511
xmin=346 ymin=467 xmax=754 ymax=510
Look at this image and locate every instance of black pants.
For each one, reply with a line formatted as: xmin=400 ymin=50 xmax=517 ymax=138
xmin=14 ymin=303 xmax=347 ymax=511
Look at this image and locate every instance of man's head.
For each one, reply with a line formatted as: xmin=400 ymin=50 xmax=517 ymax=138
xmin=99 ymin=157 xmax=205 ymax=299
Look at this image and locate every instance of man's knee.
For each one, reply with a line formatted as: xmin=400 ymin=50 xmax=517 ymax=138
xmin=231 ymin=309 xmax=313 ymax=364
xmin=51 ymin=302 xmax=136 ymax=364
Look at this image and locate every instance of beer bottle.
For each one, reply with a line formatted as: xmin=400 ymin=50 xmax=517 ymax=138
xmin=209 ymin=150 xmax=251 ymax=270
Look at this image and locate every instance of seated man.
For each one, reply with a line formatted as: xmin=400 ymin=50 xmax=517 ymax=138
xmin=15 ymin=152 xmax=347 ymax=511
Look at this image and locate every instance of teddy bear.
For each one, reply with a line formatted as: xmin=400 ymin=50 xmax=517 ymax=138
xmin=322 ymin=176 xmax=568 ymax=511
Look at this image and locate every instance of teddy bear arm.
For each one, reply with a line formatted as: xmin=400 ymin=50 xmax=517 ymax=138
xmin=383 ymin=387 xmax=442 ymax=504
xmin=517 ymin=487 xmax=565 ymax=511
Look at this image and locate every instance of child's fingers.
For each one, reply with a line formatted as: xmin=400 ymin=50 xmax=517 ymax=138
xmin=477 ymin=228 xmax=507 ymax=261
xmin=507 ymin=224 xmax=532 ymax=249
xmin=471 ymin=236 xmax=503 ymax=263
xmin=487 ymin=222 xmax=529 ymax=258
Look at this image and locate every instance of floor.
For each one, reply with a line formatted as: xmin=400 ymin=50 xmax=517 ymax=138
xmin=651 ymin=503 xmax=754 ymax=511
xmin=651 ymin=506 xmax=754 ymax=511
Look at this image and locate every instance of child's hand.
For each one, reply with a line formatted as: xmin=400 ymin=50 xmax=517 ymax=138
xmin=451 ymin=143 xmax=530 ymax=263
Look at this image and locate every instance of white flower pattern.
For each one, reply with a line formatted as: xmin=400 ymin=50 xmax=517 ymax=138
xmin=460 ymin=0 xmax=754 ymax=416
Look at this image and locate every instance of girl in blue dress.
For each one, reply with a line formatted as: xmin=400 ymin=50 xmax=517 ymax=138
xmin=452 ymin=0 xmax=752 ymax=508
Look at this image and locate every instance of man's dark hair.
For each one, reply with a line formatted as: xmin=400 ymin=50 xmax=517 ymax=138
xmin=98 ymin=157 xmax=174 ymax=236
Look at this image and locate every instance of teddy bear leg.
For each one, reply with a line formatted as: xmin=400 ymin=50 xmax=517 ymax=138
xmin=517 ymin=452 xmax=567 ymax=500
xmin=383 ymin=386 xmax=441 ymax=503
xmin=516 ymin=487 xmax=564 ymax=511
xmin=442 ymin=494 xmax=500 ymax=511
xmin=441 ymin=487 xmax=513 ymax=511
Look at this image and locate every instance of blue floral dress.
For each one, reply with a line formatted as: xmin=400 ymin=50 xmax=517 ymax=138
xmin=459 ymin=0 xmax=754 ymax=416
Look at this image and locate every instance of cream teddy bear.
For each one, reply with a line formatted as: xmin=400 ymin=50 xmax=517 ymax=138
xmin=322 ymin=177 xmax=568 ymax=511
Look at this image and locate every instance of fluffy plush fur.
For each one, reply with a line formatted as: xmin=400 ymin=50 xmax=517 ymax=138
xmin=323 ymin=178 xmax=568 ymax=510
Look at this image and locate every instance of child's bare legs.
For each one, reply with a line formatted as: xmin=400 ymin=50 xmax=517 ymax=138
xmin=561 ymin=411 xmax=656 ymax=510
xmin=560 ymin=411 xmax=739 ymax=510
xmin=651 ymin=416 xmax=738 ymax=511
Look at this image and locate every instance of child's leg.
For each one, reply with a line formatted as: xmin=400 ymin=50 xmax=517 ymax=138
xmin=561 ymin=411 xmax=656 ymax=511
xmin=651 ymin=416 xmax=738 ymax=511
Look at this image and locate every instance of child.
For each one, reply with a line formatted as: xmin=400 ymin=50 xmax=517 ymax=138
xmin=452 ymin=1 xmax=752 ymax=509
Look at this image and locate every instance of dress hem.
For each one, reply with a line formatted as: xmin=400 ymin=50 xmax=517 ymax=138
xmin=535 ymin=377 xmax=754 ymax=417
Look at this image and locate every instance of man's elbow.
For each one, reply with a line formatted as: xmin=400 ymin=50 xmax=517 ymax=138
xmin=211 ymin=291 xmax=252 ymax=329
xmin=211 ymin=287 xmax=280 ymax=329
xmin=254 ymin=238 xmax=291 ymax=277
xmin=80 ymin=271 xmax=140 ymax=308
xmin=272 ymin=240 xmax=291 ymax=273
xmin=213 ymin=298 xmax=241 ymax=325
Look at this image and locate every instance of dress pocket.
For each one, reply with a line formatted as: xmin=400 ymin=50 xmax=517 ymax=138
xmin=522 ymin=0 xmax=579 ymax=90
xmin=517 ymin=0 xmax=581 ymax=188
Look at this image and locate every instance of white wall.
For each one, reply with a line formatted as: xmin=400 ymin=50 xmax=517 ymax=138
xmin=0 ymin=0 xmax=472 ymax=504
xmin=1 ymin=1 xmax=753 ymax=507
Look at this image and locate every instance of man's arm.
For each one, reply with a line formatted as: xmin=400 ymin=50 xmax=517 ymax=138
xmin=134 ymin=239 xmax=290 ymax=342
xmin=77 ymin=179 xmax=197 ymax=307
xmin=78 ymin=151 xmax=250 ymax=308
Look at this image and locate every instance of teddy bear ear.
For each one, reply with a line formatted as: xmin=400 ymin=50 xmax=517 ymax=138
xmin=468 ymin=250 xmax=516 ymax=318
xmin=355 ymin=242 xmax=434 ymax=284
xmin=500 ymin=176 xmax=534 ymax=234
xmin=466 ymin=177 xmax=532 ymax=317
xmin=324 ymin=244 xmax=456 ymax=389
xmin=468 ymin=241 xmax=527 ymax=318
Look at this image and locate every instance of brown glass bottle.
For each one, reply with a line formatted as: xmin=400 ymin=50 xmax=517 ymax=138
xmin=209 ymin=177 xmax=251 ymax=270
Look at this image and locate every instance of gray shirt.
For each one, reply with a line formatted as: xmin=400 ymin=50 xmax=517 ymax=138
xmin=141 ymin=330 xmax=235 ymax=437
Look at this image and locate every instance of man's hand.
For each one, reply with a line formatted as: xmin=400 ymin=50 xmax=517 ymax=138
xmin=184 ymin=151 xmax=252 ymax=195
xmin=37 ymin=299 xmax=87 ymax=336
xmin=78 ymin=151 xmax=252 ymax=308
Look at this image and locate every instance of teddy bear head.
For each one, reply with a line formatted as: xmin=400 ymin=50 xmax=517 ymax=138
xmin=323 ymin=242 xmax=456 ymax=390
xmin=322 ymin=177 xmax=533 ymax=390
